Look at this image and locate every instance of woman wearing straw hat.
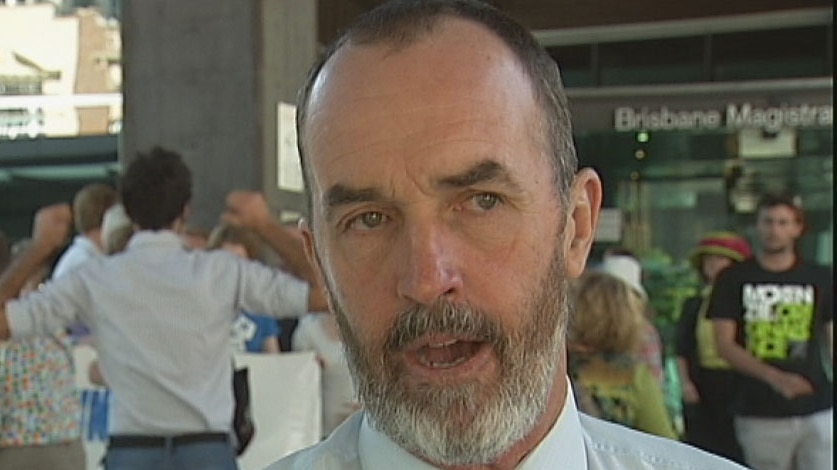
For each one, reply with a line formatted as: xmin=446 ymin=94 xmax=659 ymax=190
xmin=676 ymin=232 xmax=751 ymax=464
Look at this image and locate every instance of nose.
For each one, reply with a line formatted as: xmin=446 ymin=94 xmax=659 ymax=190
xmin=396 ymin=221 xmax=463 ymax=305
xmin=764 ymin=219 xmax=780 ymax=235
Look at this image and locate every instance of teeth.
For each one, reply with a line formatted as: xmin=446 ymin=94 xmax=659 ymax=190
xmin=428 ymin=339 xmax=458 ymax=348
xmin=415 ymin=340 xmax=479 ymax=369
xmin=418 ymin=355 xmax=469 ymax=368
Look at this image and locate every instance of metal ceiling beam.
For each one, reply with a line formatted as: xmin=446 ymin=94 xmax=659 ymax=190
xmin=565 ymin=76 xmax=833 ymax=99
xmin=533 ymin=7 xmax=832 ymax=47
xmin=0 ymin=135 xmax=118 ymax=168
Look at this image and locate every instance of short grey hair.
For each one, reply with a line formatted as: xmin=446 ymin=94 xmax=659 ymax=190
xmin=295 ymin=0 xmax=578 ymax=219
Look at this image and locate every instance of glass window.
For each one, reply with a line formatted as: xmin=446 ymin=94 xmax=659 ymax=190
xmin=548 ymin=45 xmax=594 ymax=87
xmin=598 ymin=36 xmax=704 ymax=86
xmin=578 ymin=127 xmax=832 ymax=265
xmin=712 ymin=26 xmax=830 ymax=81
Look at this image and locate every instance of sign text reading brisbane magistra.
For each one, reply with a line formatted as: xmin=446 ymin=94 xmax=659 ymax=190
xmin=614 ymin=103 xmax=833 ymax=132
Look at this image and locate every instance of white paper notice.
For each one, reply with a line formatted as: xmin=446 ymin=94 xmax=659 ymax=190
xmin=278 ymin=102 xmax=304 ymax=192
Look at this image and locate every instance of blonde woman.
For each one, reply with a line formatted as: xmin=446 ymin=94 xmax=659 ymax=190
xmin=569 ymin=271 xmax=677 ymax=439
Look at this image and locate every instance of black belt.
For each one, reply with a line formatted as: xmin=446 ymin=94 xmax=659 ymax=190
xmin=109 ymin=432 xmax=229 ymax=448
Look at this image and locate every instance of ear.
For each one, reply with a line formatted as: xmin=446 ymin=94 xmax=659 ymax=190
xmin=563 ymin=168 xmax=602 ymax=278
xmin=299 ymin=217 xmax=329 ymax=301
xmin=793 ymin=219 xmax=805 ymax=238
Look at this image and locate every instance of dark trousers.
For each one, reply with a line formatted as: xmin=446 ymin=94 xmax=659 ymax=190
xmin=682 ymin=367 xmax=745 ymax=465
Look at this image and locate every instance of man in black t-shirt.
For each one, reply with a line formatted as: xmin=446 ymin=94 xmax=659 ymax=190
xmin=708 ymin=194 xmax=833 ymax=470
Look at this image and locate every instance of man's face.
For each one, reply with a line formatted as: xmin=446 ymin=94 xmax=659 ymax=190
xmin=756 ymin=205 xmax=802 ymax=255
xmin=300 ymin=18 xmax=596 ymax=466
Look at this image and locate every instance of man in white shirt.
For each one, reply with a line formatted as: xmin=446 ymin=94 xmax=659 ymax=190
xmin=266 ymin=1 xmax=747 ymax=469
xmin=52 ymin=183 xmax=119 ymax=340
xmin=52 ymin=183 xmax=119 ymax=278
xmin=0 ymin=147 xmax=326 ymax=470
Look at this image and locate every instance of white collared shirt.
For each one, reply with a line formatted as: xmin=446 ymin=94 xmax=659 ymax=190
xmin=265 ymin=378 xmax=747 ymax=470
xmin=52 ymin=235 xmax=103 ymax=278
xmin=7 ymin=230 xmax=309 ymax=435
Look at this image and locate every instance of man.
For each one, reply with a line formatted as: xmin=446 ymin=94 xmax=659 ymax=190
xmin=53 ymin=183 xmax=119 ymax=341
xmin=53 ymin=182 xmax=119 ymax=277
xmin=266 ymin=1 xmax=745 ymax=469
xmin=0 ymin=147 xmax=326 ymax=470
xmin=709 ymin=194 xmax=833 ymax=470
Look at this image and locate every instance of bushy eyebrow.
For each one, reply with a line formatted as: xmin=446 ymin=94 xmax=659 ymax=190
xmin=323 ymin=185 xmax=385 ymax=221
xmin=436 ymin=160 xmax=523 ymax=193
xmin=321 ymin=159 xmax=523 ymax=221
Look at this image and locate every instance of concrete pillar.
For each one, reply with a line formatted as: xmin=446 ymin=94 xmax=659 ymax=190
xmin=257 ymin=0 xmax=318 ymax=220
xmin=121 ymin=0 xmax=316 ymax=229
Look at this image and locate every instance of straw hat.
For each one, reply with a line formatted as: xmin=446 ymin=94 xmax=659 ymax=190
xmin=689 ymin=231 xmax=751 ymax=270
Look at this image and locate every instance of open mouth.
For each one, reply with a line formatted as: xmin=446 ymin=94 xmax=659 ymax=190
xmin=415 ymin=339 xmax=484 ymax=368
xmin=401 ymin=335 xmax=494 ymax=380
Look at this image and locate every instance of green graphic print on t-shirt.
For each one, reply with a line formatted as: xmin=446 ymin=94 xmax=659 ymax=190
xmin=743 ymin=283 xmax=814 ymax=361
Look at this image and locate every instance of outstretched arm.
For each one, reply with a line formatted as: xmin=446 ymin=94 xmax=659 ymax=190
xmin=0 ymin=204 xmax=72 ymax=339
xmin=222 ymin=191 xmax=316 ymax=284
xmin=223 ymin=191 xmax=329 ymax=313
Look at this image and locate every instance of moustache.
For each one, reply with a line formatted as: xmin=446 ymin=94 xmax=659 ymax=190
xmin=384 ymin=301 xmax=503 ymax=352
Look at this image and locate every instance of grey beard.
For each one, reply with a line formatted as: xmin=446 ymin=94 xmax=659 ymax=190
xmin=327 ymin=252 xmax=569 ymax=466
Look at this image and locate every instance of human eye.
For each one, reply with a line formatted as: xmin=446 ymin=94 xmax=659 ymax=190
xmin=345 ymin=211 xmax=388 ymax=232
xmin=467 ymin=192 xmax=503 ymax=212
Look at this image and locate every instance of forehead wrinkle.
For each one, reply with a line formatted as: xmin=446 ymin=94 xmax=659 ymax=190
xmin=312 ymin=101 xmax=506 ymax=148
xmin=309 ymin=109 xmax=512 ymax=184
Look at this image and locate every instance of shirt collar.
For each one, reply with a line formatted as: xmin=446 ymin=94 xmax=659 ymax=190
xmin=358 ymin=376 xmax=587 ymax=470
xmin=126 ymin=230 xmax=186 ymax=250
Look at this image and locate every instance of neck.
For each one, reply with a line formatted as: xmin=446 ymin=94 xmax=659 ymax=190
xmin=83 ymin=229 xmax=104 ymax=252
xmin=758 ymin=248 xmax=797 ymax=272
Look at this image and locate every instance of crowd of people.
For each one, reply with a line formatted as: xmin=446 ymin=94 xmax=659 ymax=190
xmin=0 ymin=148 xmax=352 ymax=469
xmin=0 ymin=1 xmax=832 ymax=470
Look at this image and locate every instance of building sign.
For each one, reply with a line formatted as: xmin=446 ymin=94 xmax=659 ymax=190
xmin=614 ymin=103 xmax=833 ymax=132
